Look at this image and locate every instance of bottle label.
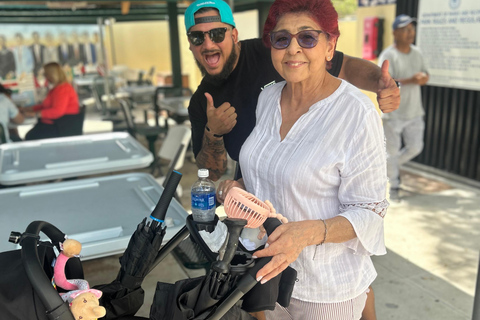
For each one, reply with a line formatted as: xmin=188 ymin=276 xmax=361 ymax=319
xmin=191 ymin=193 xmax=216 ymax=210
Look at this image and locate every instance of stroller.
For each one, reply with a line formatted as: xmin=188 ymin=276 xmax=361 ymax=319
xmin=0 ymin=171 xmax=296 ymax=320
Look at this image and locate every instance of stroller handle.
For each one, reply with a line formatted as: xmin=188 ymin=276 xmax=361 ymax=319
xmin=21 ymin=221 xmax=76 ymax=320
xmin=207 ymin=218 xmax=283 ymax=320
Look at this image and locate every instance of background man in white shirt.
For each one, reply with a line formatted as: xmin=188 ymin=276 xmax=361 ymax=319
xmin=378 ymin=15 xmax=429 ymax=201
xmin=0 ymin=84 xmax=24 ymax=142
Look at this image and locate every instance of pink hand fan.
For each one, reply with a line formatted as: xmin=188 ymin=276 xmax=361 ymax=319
xmin=224 ymin=187 xmax=287 ymax=228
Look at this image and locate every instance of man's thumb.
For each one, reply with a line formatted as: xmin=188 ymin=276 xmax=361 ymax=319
xmin=380 ymin=60 xmax=390 ymax=88
xmin=205 ymin=92 xmax=215 ymax=110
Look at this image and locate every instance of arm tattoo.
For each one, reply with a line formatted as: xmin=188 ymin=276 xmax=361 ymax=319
xmin=196 ymin=133 xmax=228 ymax=181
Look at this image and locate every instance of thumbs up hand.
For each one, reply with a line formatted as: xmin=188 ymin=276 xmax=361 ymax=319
xmin=376 ymin=60 xmax=400 ymax=113
xmin=205 ymin=92 xmax=237 ymax=137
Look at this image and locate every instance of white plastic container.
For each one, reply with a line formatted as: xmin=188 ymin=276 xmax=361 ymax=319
xmin=0 ymin=172 xmax=188 ymax=260
xmin=0 ymin=132 xmax=153 ymax=186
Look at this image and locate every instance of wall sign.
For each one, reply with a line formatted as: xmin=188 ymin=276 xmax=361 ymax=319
xmin=358 ymin=0 xmax=396 ymax=7
xmin=417 ymin=0 xmax=480 ymax=91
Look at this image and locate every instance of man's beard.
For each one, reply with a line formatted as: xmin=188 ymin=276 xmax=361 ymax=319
xmin=195 ymin=41 xmax=238 ymax=86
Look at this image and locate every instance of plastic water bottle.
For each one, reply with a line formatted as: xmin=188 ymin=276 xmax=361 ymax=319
xmin=191 ymin=169 xmax=216 ymax=222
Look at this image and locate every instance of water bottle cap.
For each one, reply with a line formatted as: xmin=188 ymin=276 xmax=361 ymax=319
xmin=198 ymin=168 xmax=209 ymax=178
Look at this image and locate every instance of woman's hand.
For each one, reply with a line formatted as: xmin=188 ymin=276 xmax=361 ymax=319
xmin=20 ymin=106 xmax=36 ymax=117
xmin=253 ymin=220 xmax=322 ymax=284
xmin=20 ymin=106 xmax=34 ymax=113
xmin=216 ymin=179 xmax=245 ymax=204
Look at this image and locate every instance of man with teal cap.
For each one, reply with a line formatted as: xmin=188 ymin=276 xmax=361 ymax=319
xmin=186 ymin=0 xmax=400 ymax=181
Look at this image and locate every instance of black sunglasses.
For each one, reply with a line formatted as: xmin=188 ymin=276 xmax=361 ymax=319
xmin=269 ymin=30 xmax=325 ymax=49
xmin=187 ymin=27 xmax=228 ymax=46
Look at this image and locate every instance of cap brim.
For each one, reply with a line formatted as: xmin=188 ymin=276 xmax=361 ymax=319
xmin=396 ymin=18 xmax=417 ymax=29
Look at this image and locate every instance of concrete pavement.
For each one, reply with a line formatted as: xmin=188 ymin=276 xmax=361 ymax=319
xmin=372 ymin=164 xmax=479 ymax=320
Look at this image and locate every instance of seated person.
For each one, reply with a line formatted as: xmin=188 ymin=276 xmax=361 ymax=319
xmin=22 ymin=62 xmax=79 ymax=140
xmin=0 ymin=84 xmax=24 ymax=142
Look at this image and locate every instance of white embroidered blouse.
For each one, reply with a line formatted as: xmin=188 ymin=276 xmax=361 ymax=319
xmin=239 ymin=80 xmax=388 ymax=303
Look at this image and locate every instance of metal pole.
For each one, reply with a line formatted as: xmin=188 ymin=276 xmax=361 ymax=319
xmin=227 ymin=0 xmax=234 ymax=12
xmin=97 ymin=17 xmax=109 ymax=76
xmin=257 ymin=2 xmax=271 ymax=38
xmin=167 ymin=2 xmax=182 ymax=89
xmin=108 ymin=18 xmax=117 ymax=66
xmin=97 ymin=17 xmax=111 ymax=108
xmin=149 ymin=226 xmax=190 ymax=274
xmin=473 ymin=253 xmax=480 ymax=320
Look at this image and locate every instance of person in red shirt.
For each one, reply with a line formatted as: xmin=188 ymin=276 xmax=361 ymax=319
xmin=22 ymin=62 xmax=79 ymax=140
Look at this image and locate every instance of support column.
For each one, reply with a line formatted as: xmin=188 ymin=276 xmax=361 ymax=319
xmin=257 ymin=2 xmax=271 ymax=38
xmin=227 ymin=0 xmax=234 ymax=12
xmin=167 ymin=2 xmax=182 ymax=89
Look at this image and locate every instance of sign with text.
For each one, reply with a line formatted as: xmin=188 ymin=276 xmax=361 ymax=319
xmin=358 ymin=0 xmax=396 ymax=7
xmin=417 ymin=0 xmax=480 ymax=91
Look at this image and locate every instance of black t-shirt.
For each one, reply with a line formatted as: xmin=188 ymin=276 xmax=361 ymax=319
xmin=188 ymin=38 xmax=344 ymax=163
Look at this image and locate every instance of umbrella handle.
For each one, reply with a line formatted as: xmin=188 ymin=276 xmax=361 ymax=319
xmin=150 ymin=170 xmax=182 ymax=222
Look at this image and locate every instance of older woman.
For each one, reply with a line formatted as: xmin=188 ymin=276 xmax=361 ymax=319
xmin=23 ymin=62 xmax=79 ymax=140
xmin=217 ymin=0 xmax=388 ymax=319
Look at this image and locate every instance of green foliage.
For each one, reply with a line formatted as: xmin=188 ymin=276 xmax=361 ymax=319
xmin=332 ymin=0 xmax=358 ymax=18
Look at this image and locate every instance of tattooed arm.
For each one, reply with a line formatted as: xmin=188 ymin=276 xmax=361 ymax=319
xmin=195 ymin=129 xmax=228 ymax=181
xmin=188 ymin=92 xmax=237 ymax=181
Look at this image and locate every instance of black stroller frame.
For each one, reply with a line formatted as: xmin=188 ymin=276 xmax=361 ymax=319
xmin=1 ymin=171 xmax=295 ymax=320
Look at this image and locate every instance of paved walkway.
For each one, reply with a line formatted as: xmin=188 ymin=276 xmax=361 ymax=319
xmin=373 ymin=165 xmax=479 ymax=320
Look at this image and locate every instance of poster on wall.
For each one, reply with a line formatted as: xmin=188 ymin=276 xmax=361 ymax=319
xmin=0 ymin=24 xmax=102 ymax=105
xmin=417 ymin=0 xmax=480 ymax=91
xmin=358 ymin=0 xmax=396 ymax=7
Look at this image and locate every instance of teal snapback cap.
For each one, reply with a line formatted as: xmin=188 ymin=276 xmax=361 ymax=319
xmin=184 ymin=0 xmax=236 ymax=31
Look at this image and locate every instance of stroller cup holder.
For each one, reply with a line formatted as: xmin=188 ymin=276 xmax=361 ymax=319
xmin=229 ymin=251 xmax=255 ymax=284
xmin=185 ymin=214 xmax=220 ymax=262
xmin=185 ymin=214 xmax=256 ymax=273
xmin=189 ymin=214 xmax=219 ymax=233
xmin=186 ymin=215 xmax=257 ymax=292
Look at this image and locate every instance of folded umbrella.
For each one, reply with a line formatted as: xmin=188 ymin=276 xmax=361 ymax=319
xmin=118 ymin=217 xmax=166 ymax=288
xmin=95 ymin=170 xmax=182 ymax=319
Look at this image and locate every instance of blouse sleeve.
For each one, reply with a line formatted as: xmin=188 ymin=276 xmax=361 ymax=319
xmin=39 ymin=85 xmax=70 ymax=119
xmin=337 ymin=108 xmax=388 ymax=256
xmin=5 ymin=97 xmax=19 ymax=119
xmin=32 ymin=92 xmax=52 ymax=112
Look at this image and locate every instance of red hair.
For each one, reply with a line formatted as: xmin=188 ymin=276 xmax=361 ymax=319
xmin=262 ymin=0 xmax=340 ymax=50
